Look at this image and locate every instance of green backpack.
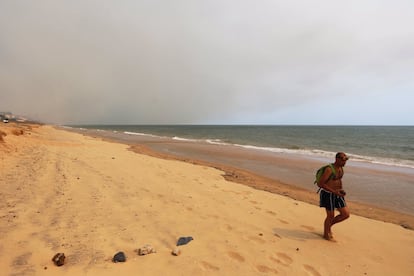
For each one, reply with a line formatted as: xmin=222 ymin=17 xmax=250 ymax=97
xmin=314 ymin=164 xmax=337 ymax=191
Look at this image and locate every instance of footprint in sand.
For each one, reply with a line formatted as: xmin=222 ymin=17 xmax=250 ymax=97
xmin=303 ymin=264 xmax=322 ymax=276
xmin=227 ymin=251 xmax=245 ymax=262
xmin=225 ymin=224 xmax=233 ymax=231
xmin=200 ymin=261 xmax=220 ymax=271
xmin=266 ymin=210 xmax=277 ymax=216
xmin=248 ymin=235 xmax=266 ymax=244
xmin=273 ymin=232 xmax=282 ymax=239
xmin=300 ymin=225 xmax=315 ymax=231
xmin=270 ymin=252 xmax=293 ymax=266
xmin=256 ymin=265 xmax=278 ymax=274
xmin=221 ymin=189 xmax=240 ymax=195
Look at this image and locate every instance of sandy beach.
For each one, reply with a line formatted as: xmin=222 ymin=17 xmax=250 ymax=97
xmin=1 ymin=123 xmax=414 ymax=275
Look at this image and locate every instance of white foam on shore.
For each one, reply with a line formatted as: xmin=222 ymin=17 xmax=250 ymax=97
xmin=195 ymin=138 xmax=414 ymax=170
xmin=82 ymin=128 xmax=414 ymax=170
xmin=124 ymin=131 xmax=165 ymax=139
xmin=234 ymin=143 xmax=414 ymax=170
xmin=172 ymin=136 xmax=198 ymax=142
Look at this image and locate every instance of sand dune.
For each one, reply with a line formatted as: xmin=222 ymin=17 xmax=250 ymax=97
xmin=1 ymin=124 xmax=413 ymax=275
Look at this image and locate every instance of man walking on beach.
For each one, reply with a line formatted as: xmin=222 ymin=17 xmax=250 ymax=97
xmin=318 ymin=152 xmax=350 ymax=241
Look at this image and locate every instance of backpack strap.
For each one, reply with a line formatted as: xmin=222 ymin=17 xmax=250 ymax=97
xmin=316 ymin=164 xmax=336 ymax=193
xmin=327 ymin=164 xmax=336 ymax=179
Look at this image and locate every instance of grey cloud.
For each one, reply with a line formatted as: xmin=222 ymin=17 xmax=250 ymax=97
xmin=1 ymin=1 xmax=413 ymax=124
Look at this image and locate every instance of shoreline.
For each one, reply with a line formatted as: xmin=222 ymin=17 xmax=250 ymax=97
xmin=71 ymin=126 xmax=414 ymax=230
xmin=129 ymin=143 xmax=414 ymax=230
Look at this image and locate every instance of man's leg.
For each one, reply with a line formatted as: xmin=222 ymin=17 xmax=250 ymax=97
xmin=324 ymin=209 xmax=335 ymax=240
xmin=332 ymin=206 xmax=350 ymax=225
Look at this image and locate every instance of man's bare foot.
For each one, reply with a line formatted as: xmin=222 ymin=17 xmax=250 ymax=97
xmin=323 ymin=234 xmax=337 ymax=242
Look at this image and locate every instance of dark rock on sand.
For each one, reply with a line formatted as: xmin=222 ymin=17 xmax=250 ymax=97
xmin=176 ymin=236 xmax=193 ymax=246
xmin=112 ymin=251 xmax=126 ymax=263
xmin=52 ymin=253 xmax=65 ymax=266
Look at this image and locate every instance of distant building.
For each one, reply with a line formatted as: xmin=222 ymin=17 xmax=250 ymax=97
xmin=0 ymin=112 xmax=30 ymax=123
xmin=0 ymin=112 xmax=12 ymax=118
xmin=0 ymin=112 xmax=13 ymax=123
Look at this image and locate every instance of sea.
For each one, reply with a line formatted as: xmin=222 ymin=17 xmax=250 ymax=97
xmin=70 ymin=125 xmax=414 ymax=215
xmin=73 ymin=125 xmax=414 ymax=169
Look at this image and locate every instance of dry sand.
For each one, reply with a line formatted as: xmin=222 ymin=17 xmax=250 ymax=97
xmin=1 ymin=123 xmax=414 ymax=275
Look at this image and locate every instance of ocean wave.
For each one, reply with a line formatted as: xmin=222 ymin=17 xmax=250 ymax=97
xmin=172 ymin=136 xmax=198 ymax=142
xmin=163 ymin=134 xmax=414 ymax=169
xmin=206 ymin=139 xmax=228 ymax=145
xmin=230 ymin=144 xmax=414 ymax=169
xmin=77 ymin=127 xmax=414 ymax=170
xmin=124 ymin=131 xmax=165 ymax=139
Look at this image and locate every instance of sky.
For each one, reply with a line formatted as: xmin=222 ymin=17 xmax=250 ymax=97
xmin=1 ymin=1 xmax=413 ymax=125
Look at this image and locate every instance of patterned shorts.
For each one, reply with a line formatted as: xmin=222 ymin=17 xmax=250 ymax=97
xmin=320 ymin=190 xmax=347 ymax=211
